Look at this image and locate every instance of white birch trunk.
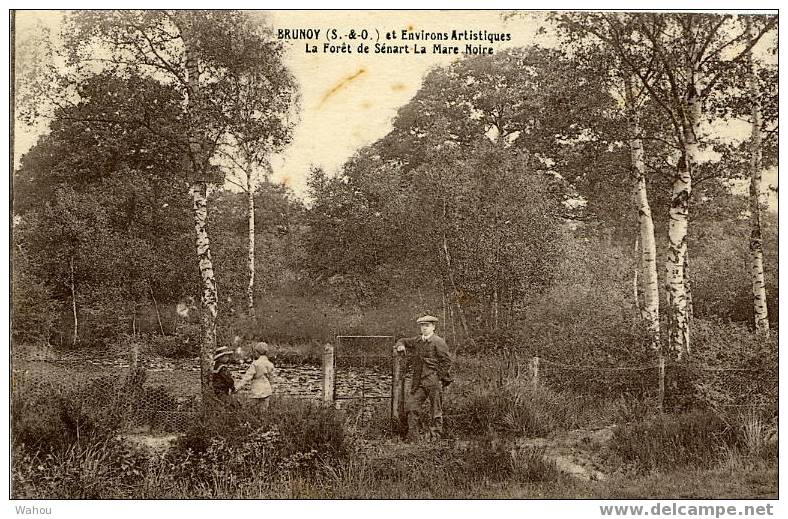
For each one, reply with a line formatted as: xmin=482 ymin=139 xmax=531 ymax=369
xmin=633 ymin=235 xmax=642 ymax=318
xmin=191 ymin=183 xmax=218 ymax=391
xmin=247 ymin=169 xmax=256 ymax=318
xmin=666 ymin=79 xmax=698 ymax=359
xmin=626 ymin=78 xmax=661 ymax=351
xmin=182 ymin=20 xmax=219 ymax=394
xmin=684 ymin=250 xmax=693 ymax=327
xmin=746 ymin=19 xmax=770 ymax=337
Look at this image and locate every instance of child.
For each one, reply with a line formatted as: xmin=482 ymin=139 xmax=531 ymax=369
xmin=236 ymin=341 xmax=275 ymax=410
xmin=212 ymin=346 xmax=236 ymax=398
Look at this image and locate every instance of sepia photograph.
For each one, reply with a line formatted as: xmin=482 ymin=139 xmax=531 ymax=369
xmin=8 ymin=6 xmax=780 ymax=504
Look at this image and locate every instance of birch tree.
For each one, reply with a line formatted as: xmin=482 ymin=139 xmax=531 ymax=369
xmin=745 ymin=18 xmax=770 ymax=337
xmin=220 ymin=47 xmax=298 ymax=318
xmin=558 ymin=12 xmax=776 ymax=358
xmin=550 ymin=15 xmax=666 ymax=351
xmin=624 ymin=75 xmax=661 ymax=350
xmin=626 ymin=13 xmax=775 ymax=357
xmin=53 ymin=10 xmax=296 ymax=393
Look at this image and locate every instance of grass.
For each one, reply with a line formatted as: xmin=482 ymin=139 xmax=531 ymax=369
xmin=596 ymin=458 xmax=778 ymax=499
xmin=13 ymin=435 xmax=775 ymax=499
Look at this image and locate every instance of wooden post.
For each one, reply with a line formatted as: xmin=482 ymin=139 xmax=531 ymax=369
xmin=392 ymin=343 xmax=406 ymax=434
xmin=322 ymin=343 xmax=335 ymax=406
xmin=531 ymin=356 xmax=540 ymax=389
xmin=658 ymin=355 xmax=666 ymax=413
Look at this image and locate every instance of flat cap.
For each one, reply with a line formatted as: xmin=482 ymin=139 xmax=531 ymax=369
xmin=213 ymin=346 xmax=233 ymax=361
xmin=416 ymin=315 xmax=439 ymax=324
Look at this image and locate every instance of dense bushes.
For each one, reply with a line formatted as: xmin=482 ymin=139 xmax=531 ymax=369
xmin=173 ymin=397 xmax=347 ymax=477
xmin=12 ymin=374 xmax=131 ymax=453
xmin=12 ymin=379 xmax=349 ymax=498
xmin=11 ymin=267 xmax=58 ymax=346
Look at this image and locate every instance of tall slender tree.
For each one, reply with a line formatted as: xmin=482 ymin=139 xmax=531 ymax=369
xmin=555 ymin=12 xmax=776 ymax=358
xmin=50 ymin=10 xmax=298 ymax=394
xmin=745 ymin=17 xmax=770 ymax=337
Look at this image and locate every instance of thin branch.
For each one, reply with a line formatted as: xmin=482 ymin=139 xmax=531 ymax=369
xmin=695 ymin=16 xmax=728 ymax=63
xmin=223 ymin=175 xmax=248 ymax=192
xmin=700 ymin=17 xmax=777 ymax=97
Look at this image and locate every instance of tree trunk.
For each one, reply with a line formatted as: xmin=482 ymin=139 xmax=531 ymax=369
xmin=626 ymin=77 xmax=661 ymax=351
xmin=182 ymin=21 xmax=219 ymax=395
xmin=492 ymin=287 xmax=499 ymax=331
xmin=684 ymin=250 xmax=693 ymax=335
xmin=746 ymin=19 xmax=770 ymax=337
xmin=666 ymin=81 xmax=698 ymax=360
xmin=69 ymin=255 xmax=78 ymax=346
xmin=191 ymin=183 xmax=218 ymax=391
xmin=441 ymin=226 xmax=470 ymax=340
xmin=449 ymin=299 xmax=457 ymax=349
xmin=440 ymin=277 xmax=448 ymax=331
xmin=633 ymin=235 xmax=642 ymax=318
xmin=149 ymin=281 xmax=165 ymax=336
xmin=247 ymin=168 xmax=256 ymax=319
xmin=442 ymin=242 xmax=470 ymax=340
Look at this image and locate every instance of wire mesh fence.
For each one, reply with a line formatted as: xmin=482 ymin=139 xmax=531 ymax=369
xmin=534 ymin=355 xmax=777 ymax=414
xmin=12 ymin=336 xmax=776 ymax=439
xmin=11 ymin=335 xmax=401 ymax=435
xmin=12 ymin=341 xmax=202 ymax=434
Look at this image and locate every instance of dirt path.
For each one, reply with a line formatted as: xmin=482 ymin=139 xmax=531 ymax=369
xmin=349 ymin=425 xmax=617 ymax=482
xmin=513 ymin=426 xmax=615 ymax=481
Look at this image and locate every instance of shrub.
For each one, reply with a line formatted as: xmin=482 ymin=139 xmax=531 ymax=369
xmin=12 ymin=374 xmax=129 ymax=453
xmin=171 ymin=397 xmax=347 ymax=482
xmin=611 ymin=410 xmax=745 ymax=472
xmin=11 ymin=268 xmax=58 ymax=346
xmin=11 ymin=367 xmax=185 ymax=453
xmin=449 ymin=382 xmax=598 ymax=438
xmin=684 ymin=319 xmax=778 ymax=411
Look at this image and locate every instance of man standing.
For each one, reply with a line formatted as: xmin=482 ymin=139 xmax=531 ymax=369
xmin=395 ymin=315 xmax=453 ymax=441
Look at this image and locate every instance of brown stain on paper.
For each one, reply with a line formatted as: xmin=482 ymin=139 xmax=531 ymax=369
xmin=390 ymin=83 xmax=406 ymax=92
xmin=318 ymin=68 xmax=367 ymax=108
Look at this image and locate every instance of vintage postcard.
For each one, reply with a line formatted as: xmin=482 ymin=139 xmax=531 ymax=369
xmin=8 ymin=6 xmax=779 ymax=510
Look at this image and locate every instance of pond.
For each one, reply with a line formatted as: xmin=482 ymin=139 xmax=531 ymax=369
xmin=230 ymin=363 xmax=393 ymax=400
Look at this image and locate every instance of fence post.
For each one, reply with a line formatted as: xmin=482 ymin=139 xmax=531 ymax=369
xmin=322 ymin=343 xmax=335 ymax=406
xmin=531 ymin=356 xmax=540 ymax=389
xmin=392 ymin=343 xmax=406 ymax=434
xmin=658 ymin=355 xmax=665 ymax=413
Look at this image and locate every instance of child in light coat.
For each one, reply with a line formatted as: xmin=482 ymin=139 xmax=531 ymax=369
xmin=236 ymin=342 xmax=275 ymax=410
